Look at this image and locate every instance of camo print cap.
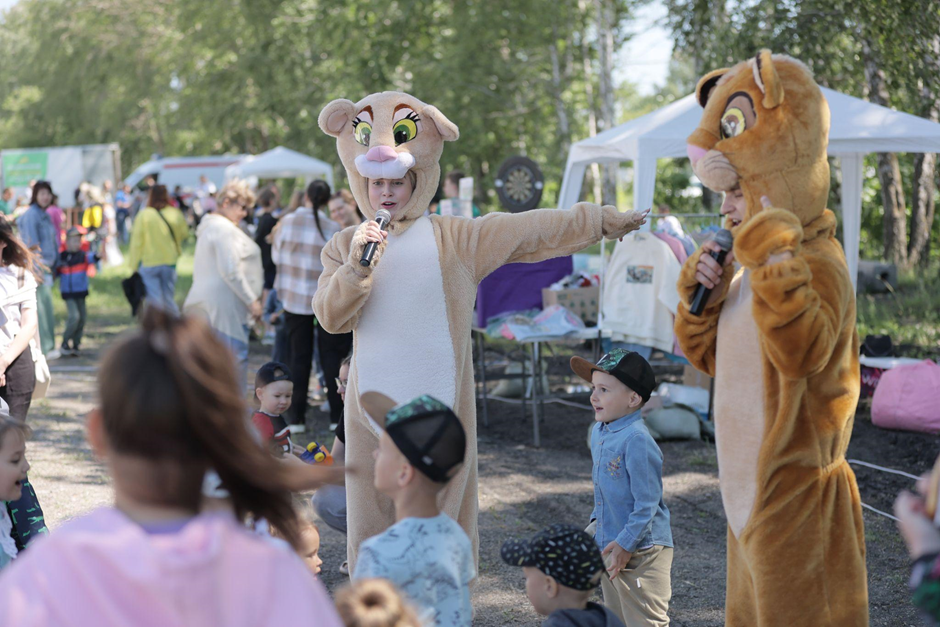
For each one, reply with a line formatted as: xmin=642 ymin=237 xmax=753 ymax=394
xmin=360 ymin=392 xmax=467 ymax=483
xmin=501 ymin=524 xmax=605 ymax=591
xmin=570 ymin=348 xmax=656 ymax=402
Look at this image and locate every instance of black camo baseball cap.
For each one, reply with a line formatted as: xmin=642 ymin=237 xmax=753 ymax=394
xmin=361 ymin=392 xmax=466 ymax=483
xmin=501 ymin=524 xmax=605 ymax=591
xmin=570 ymin=349 xmax=656 ymax=402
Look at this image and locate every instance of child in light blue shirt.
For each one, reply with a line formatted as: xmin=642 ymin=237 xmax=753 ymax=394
xmin=354 ymin=393 xmax=475 ymax=627
xmin=571 ymin=349 xmax=673 ymax=627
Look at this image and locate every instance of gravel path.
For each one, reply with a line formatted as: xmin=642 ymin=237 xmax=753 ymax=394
xmin=26 ymin=331 xmax=924 ymax=626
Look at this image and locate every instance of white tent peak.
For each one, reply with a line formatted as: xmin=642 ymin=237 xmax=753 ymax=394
xmin=558 ymin=87 xmax=940 ymax=289
xmin=225 ymin=146 xmax=334 ymax=186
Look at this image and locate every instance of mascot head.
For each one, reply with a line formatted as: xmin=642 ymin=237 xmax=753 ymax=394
xmin=686 ymin=50 xmax=830 ymax=231
xmin=319 ymin=91 xmax=459 ymax=230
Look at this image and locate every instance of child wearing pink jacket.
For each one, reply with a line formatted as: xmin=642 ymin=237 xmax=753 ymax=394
xmin=0 ymin=309 xmax=343 ymax=627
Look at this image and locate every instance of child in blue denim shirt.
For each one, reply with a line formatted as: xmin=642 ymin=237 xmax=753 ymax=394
xmin=571 ymin=349 xmax=673 ymax=627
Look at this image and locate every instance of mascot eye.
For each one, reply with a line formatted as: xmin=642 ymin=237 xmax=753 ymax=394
xmin=353 ymin=119 xmax=372 ymax=146
xmin=720 ymin=108 xmax=746 ymax=139
xmin=719 ymin=92 xmax=757 ymax=140
xmin=392 ymin=112 xmax=420 ymax=146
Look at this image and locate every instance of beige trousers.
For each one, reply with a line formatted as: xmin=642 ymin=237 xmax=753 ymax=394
xmin=600 ymin=545 xmax=673 ymax=627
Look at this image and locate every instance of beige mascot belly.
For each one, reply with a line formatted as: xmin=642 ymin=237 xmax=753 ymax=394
xmin=714 ymin=269 xmax=764 ymax=538
xmin=356 ymin=216 xmax=456 ymax=427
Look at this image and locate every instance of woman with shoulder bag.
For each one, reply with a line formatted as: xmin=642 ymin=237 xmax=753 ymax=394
xmin=0 ymin=220 xmax=48 ymax=551
xmin=126 ymin=185 xmax=188 ymax=314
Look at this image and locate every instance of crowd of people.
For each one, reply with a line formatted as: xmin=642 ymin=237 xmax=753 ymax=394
xmin=0 ymin=53 xmax=936 ymax=626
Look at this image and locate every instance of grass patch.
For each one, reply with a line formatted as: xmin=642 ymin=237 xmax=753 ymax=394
xmin=856 ymin=263 xmax=940 ymax=356
xmin=50 ymin=242 xmax=196 ymax=331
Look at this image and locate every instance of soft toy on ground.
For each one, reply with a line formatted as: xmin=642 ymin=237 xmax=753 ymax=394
xmin=315 ymin=91 xmax=647 ymax=569
xmin=676 ymin=50 xmax=868 ymax=626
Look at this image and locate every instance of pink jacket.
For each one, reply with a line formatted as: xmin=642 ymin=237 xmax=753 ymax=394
xmin=0 ymin=507 xmax=342 ymax=627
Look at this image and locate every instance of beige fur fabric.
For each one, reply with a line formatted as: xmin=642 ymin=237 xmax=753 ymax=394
xmin=316 ymin=91 xmax=647 ymax=572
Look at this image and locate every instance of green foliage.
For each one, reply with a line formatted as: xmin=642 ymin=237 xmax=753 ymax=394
xmin=0 ymin=0 xmax=645 ymax=213
xmin=856 ymin=263 xmax=940 ymax=355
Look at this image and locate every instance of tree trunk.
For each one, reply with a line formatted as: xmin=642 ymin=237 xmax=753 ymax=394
xmin=549 ymin=33 xmax=571 ymax=157
xmin=863 ymin=38 xmax=908 ymax=266
xmin=594 ymin=0 xmax=617 ymax=207
xmin=579 ymin=11 xmax=602 ymax=204
xmin=909 ymin=35 xmax=940 ymax=267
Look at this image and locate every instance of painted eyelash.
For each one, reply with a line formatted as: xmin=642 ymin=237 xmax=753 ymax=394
xmin=403 ymin=111 xmax=421 ymax=123
xmin=352 ymin=117 xmax=363 ymax=128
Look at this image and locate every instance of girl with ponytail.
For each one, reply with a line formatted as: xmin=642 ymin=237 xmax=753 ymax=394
xmin=0 ymin=309 xmax=344 ymax=626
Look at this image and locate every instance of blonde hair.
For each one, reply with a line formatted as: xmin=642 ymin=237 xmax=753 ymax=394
xmin=217 ymin=178 xmax=256 ymax=209
xmin=335 ymin=579 xmax=422 ymax=627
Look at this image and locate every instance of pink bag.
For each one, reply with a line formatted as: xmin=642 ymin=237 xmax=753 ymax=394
xmin=871 ymin=360 xmax=940 ymax=433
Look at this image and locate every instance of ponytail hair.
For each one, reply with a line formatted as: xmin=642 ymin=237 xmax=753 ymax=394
xmin=0 ymin=220 xmax=42 ymax=281
xmin=306 ymin=179 xmax=331 ymax=240
xmin=97 ymin=308 xmax=330 ymax=549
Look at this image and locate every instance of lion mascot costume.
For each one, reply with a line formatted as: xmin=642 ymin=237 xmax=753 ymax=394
xmin=315 ymin=91 xmax=646 ymax=569
xmin=675 ymin=50 xmax=869 ymax=625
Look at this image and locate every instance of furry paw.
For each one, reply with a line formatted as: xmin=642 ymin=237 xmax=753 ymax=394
xmin=734 ymin=206 xmax=803 ymax=269
xmin=348 ymin=221 xmax=387 ymax=273
xmin=601 ymin=205 xmax=648 ymax=239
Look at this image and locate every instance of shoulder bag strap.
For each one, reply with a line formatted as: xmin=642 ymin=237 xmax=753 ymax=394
xmin=153 ymin=208 xmax=182 ymax=256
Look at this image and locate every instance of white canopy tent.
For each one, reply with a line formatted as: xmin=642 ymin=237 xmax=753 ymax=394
xmin=225 ymin=146 xmax=334 ymax=186
xmin=558 ymin=88 xmax=940 ymax=288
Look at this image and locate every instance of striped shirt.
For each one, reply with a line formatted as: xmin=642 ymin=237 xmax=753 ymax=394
xmin=272 ymin=208 xmax=340 ymax=315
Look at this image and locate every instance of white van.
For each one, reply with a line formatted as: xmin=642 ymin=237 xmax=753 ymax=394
xmin=124 ymin=155 xmax=247 ymax=192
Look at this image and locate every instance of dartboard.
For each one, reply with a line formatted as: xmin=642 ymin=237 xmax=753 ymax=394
xmin=495 ymin=156 xmax=543 ymax=213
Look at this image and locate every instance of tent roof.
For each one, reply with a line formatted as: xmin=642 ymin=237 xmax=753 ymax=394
xmin=566 ymin=87 xmax=940 ymax=165
xmin=225 ymin=146 xmax=334 ymax=183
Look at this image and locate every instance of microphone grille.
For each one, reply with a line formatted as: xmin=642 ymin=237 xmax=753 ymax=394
xmin=714 ymin=228 xmax=734 ymax=250
xmin=375 ymin=209 xmax=392 ymax=223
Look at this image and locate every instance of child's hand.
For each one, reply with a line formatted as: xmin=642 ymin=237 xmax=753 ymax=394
xmin=895 ymin=490 xmax=940 ymax=560
xmin=602 ymin=541 xmax=632 ymax=580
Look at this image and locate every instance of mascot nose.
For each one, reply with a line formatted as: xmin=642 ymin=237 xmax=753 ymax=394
xmin=685 ymin=144 xmax=708 ymax=166
xmin=365 ymin=146 xmax=398 ymax=163
xmin=687 ymin=144 xmax=708 ymax=166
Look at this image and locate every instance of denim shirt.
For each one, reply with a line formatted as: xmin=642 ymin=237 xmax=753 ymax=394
xmin=16 ymin=205 xmax=58 ymax=272
xmin=590 ymin=410 xmax=673 ymax=552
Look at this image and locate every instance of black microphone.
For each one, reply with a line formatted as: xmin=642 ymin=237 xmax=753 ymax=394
xmin=360 ymin=209 xmax=392 ymax=267
xmin=689 ymin=228 xmax=734 ymax=316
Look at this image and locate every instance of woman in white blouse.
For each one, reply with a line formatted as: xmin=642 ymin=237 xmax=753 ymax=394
xmin=183 ymin=179 xmax=263 ymax=390
xmin=0 ymin=219 xmax=47 ymax=550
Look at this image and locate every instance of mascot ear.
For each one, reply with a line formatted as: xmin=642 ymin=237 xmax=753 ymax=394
xmin=696 ymin=68 xmax=728 ymax=108
xmin=421 ymin=105 xmax=460 ymax=142
xmin=318 ymin=99 xmax=357 ymax=138
xmin=753 ymin=49 xmax=784 ymax=109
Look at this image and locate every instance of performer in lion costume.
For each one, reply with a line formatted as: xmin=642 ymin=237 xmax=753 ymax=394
xmin=315 ymin=91 xmax=647 ymax=569
xmin=675 ymin=50 xmax=868 ymax=625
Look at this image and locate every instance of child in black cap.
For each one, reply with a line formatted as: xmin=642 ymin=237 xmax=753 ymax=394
xmin=355 ymin=392 xmax=475 ymax=627
xmin=252 ymin=361 xmax=304 ymax=457
xmin=501 ymin=524 xmax=626 ymax=626
xmin=570 ymin=349 xmax=673 ymax=626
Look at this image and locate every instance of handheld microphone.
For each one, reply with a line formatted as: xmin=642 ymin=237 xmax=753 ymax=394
xmin=360 ymin=209 xmax=392 ymax=267
xmin=689 ymin=228 xmax=734 ymax=316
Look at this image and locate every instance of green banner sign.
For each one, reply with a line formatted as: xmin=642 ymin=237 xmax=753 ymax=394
xmin=2 ymin=151 xmax=48 ymax=186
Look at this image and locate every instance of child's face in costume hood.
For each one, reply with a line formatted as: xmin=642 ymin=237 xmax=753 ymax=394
xmin=319 ymin=91 xmax=459 ymax=230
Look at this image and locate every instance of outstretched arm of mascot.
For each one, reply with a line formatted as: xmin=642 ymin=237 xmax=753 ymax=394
xmin=439 ymin=203 xmax=649 ymax=284
xmin=734 ymin=197 xmax=851 ymax=378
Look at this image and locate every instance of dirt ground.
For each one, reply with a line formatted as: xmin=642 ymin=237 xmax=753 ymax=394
xmin=24 ymin=330 xmax=935 ymax=626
